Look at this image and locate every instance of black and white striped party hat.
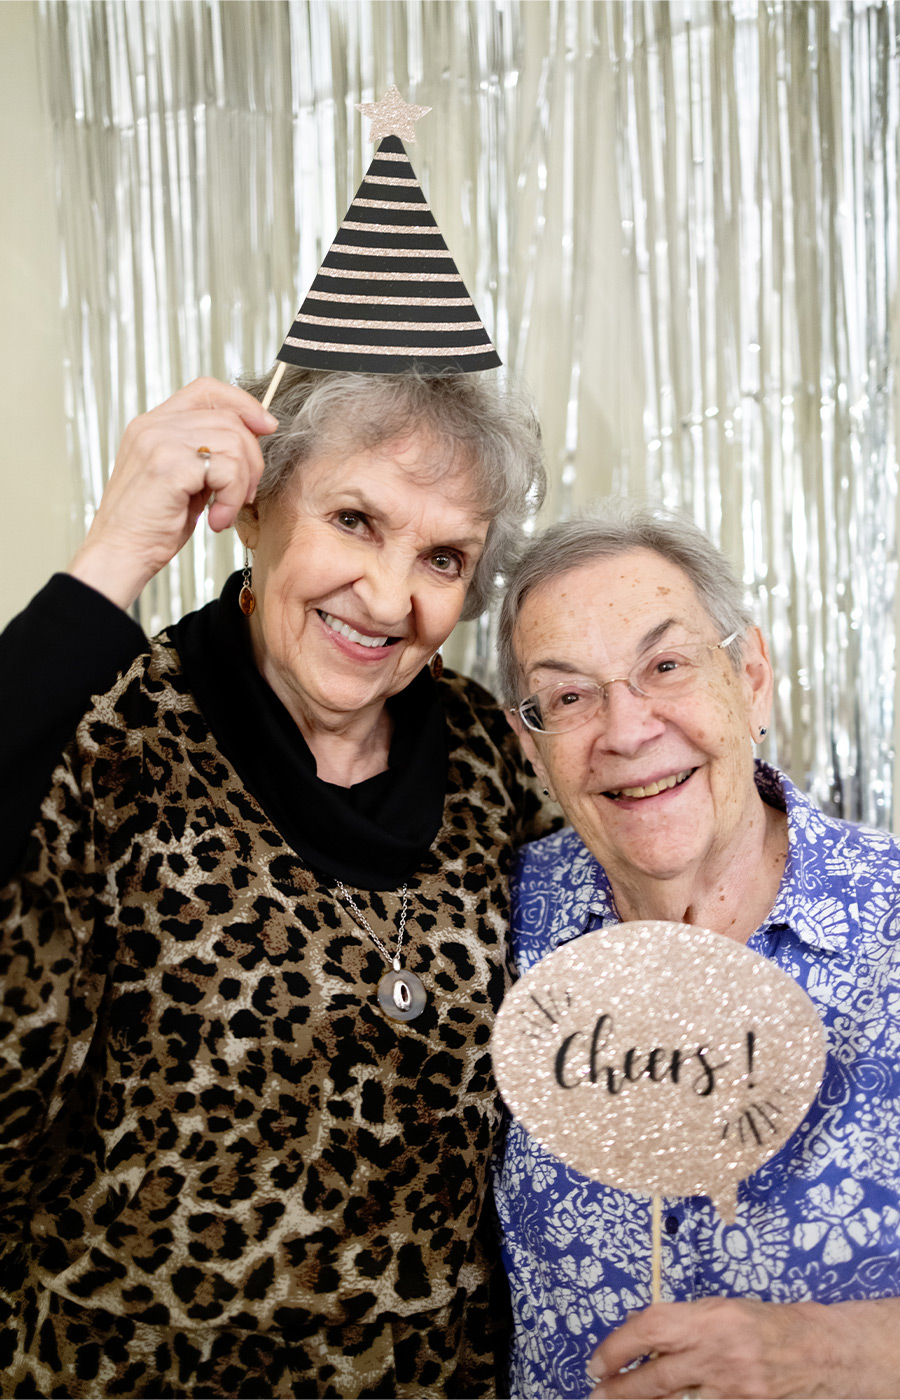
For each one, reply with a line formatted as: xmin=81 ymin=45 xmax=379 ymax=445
xmin=276 ymin=88 xmax=501 ymax=375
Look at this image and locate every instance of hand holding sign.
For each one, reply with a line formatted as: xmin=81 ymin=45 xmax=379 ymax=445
xmin=491 ymin=921 xmax=826 ymax=1224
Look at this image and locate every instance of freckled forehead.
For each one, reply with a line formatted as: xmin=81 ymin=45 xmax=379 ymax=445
xmin=515 ymin=549 xmax=707 ymax=664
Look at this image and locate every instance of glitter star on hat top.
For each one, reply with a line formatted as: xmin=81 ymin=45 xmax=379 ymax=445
xmin=275 ymin=87 xmax=501 ymax=375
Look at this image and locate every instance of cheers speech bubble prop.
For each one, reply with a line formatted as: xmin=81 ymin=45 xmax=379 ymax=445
xmin=491 ymin=922 xmax=827 ymax=1223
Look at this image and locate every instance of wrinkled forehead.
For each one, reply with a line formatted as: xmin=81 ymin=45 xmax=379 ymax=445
xmin=318 ymin=423 xmax=487 ymax=508
xmin=514 ymin=549 xmax=710 ymax=668
xmin=257 ymin=430 xmax=492 ymax=541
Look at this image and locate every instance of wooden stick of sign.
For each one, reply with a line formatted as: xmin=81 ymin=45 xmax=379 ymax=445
xmin=651 ymin=1194 xmax=662 ymax=1304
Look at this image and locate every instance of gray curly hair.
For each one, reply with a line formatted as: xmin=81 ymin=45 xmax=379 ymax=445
xmin=497 ymin=503 xmax=755 ymax=704
xmin=239 ymin=365 xmax=545 ymax=621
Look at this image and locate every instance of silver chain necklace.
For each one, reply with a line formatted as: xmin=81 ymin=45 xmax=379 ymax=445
xmin=335 ymin=881 xmax=427 ymax=1022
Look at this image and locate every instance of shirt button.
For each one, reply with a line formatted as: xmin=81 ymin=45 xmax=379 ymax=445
xmin=664 ymin=1214 xmax=680 ymax=1235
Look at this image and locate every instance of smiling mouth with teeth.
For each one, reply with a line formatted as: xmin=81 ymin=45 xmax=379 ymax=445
xmin=604 ymin=768 xmax=696 ymax=801
xmin=318 ymin=610 xmax=400 ymax=649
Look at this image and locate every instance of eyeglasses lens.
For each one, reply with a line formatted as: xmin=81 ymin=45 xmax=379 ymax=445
xmin=520 ymin=642 xmax=719 ymax=734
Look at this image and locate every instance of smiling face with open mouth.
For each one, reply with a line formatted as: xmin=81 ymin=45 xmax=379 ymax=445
xmin=511 ymin=548 xmax=774 ymax=900
xmin=239 ymin=431 xmax=488 ymax=749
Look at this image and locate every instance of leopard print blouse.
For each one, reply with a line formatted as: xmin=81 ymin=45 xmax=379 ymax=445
xmin=0 ymin=636 xmax=551 ymax=1398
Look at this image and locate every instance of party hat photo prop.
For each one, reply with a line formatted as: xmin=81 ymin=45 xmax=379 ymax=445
xmin=262 ymin=87 xmax=499 ymax=407
xmin=491 ymin=921 xmax=827 ymax=1301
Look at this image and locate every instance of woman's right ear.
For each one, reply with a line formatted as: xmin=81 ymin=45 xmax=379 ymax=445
xmin=236 ymin=502 xmax=260 ymax=551
xmin=507 ymin=710 xmax=553 ymax=795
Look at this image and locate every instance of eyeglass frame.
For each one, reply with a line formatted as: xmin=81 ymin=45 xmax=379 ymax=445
xmin=510 ymin=630 xmax=741 ymax=735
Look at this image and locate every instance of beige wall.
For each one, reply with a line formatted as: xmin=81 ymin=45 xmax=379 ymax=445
xmin=0 ymin=2 xmax=71 ymax=630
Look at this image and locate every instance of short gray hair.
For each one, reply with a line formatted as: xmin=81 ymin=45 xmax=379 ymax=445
xmin=239 ymin=365 xmax=545 ymax=621
xmin=497 ymin=503 xmax=755 ymax=704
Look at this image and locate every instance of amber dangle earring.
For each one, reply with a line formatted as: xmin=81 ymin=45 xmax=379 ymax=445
xmin=239 ymin=547 xmax=256 ymax=616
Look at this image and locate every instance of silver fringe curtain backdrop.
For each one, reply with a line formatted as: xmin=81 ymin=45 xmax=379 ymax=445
xmin=36 ymin=0 xmax=899 ymax=825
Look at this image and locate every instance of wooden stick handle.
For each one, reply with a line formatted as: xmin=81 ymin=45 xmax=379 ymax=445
xmin=261 ymin=359 xmax=287 ymax=411
xmin=651 ymin=1194 xmax=662 ymax=1305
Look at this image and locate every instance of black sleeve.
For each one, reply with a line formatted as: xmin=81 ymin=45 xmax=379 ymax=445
xmin=0 ymin=574 xmax=147 ymax=882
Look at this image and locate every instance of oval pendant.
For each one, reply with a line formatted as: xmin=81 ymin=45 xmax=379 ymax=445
xmin=377 ymin=969 xmax=427 ymax=1022
xmin=239 ymin=584 xmax=256 ymax=616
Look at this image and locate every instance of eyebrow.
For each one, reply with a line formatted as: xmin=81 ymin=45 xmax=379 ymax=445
xmin=526 ymin=617 xmax=681 ymax=680
xmin=432 ymin=533 xmax=489 ymax=551
xmin=335 ymin=489 xmax=487 ymax=551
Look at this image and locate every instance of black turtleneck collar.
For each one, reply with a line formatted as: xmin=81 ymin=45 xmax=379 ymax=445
xmin=170 ymin=573 xmax=448 ymax=890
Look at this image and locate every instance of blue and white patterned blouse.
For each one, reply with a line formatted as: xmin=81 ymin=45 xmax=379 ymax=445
xmin=494 ymin=762 xmax=900 ymax=1400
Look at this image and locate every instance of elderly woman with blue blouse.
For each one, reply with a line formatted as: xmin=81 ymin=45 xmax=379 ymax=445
xmin=493 ymin=505 xmax=900 ymax=1400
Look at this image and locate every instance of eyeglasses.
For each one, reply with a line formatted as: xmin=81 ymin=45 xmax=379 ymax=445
xmin=511 ymin=632 xmax=739 ymax=735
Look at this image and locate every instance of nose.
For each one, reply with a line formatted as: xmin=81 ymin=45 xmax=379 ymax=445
xmin=353 ymin=550 xmax=414 ymax=629
xmin=597 ymin=679 xmax=665 ymax=754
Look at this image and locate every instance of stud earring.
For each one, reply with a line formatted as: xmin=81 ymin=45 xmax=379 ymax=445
xmin=239 ymin=547 xmax=256 ymax=616
xmin=759 ymin=725 xmax=768 ymax=739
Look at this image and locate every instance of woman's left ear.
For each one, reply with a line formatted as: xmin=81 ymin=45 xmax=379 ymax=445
xmin=741 ymin=626 xmax=774 ymax=742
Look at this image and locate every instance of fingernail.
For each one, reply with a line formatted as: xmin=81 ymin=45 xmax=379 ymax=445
xmin=263 ymin=410 xmax=278 ymax=428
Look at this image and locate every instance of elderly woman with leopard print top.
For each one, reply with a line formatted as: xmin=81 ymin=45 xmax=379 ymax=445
xmin=0 ymin=365 xmax=555 ymax=1399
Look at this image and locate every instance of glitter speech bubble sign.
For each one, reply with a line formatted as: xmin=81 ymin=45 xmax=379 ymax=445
xmin=492 ymin=921 xmax=827 ymax=1223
